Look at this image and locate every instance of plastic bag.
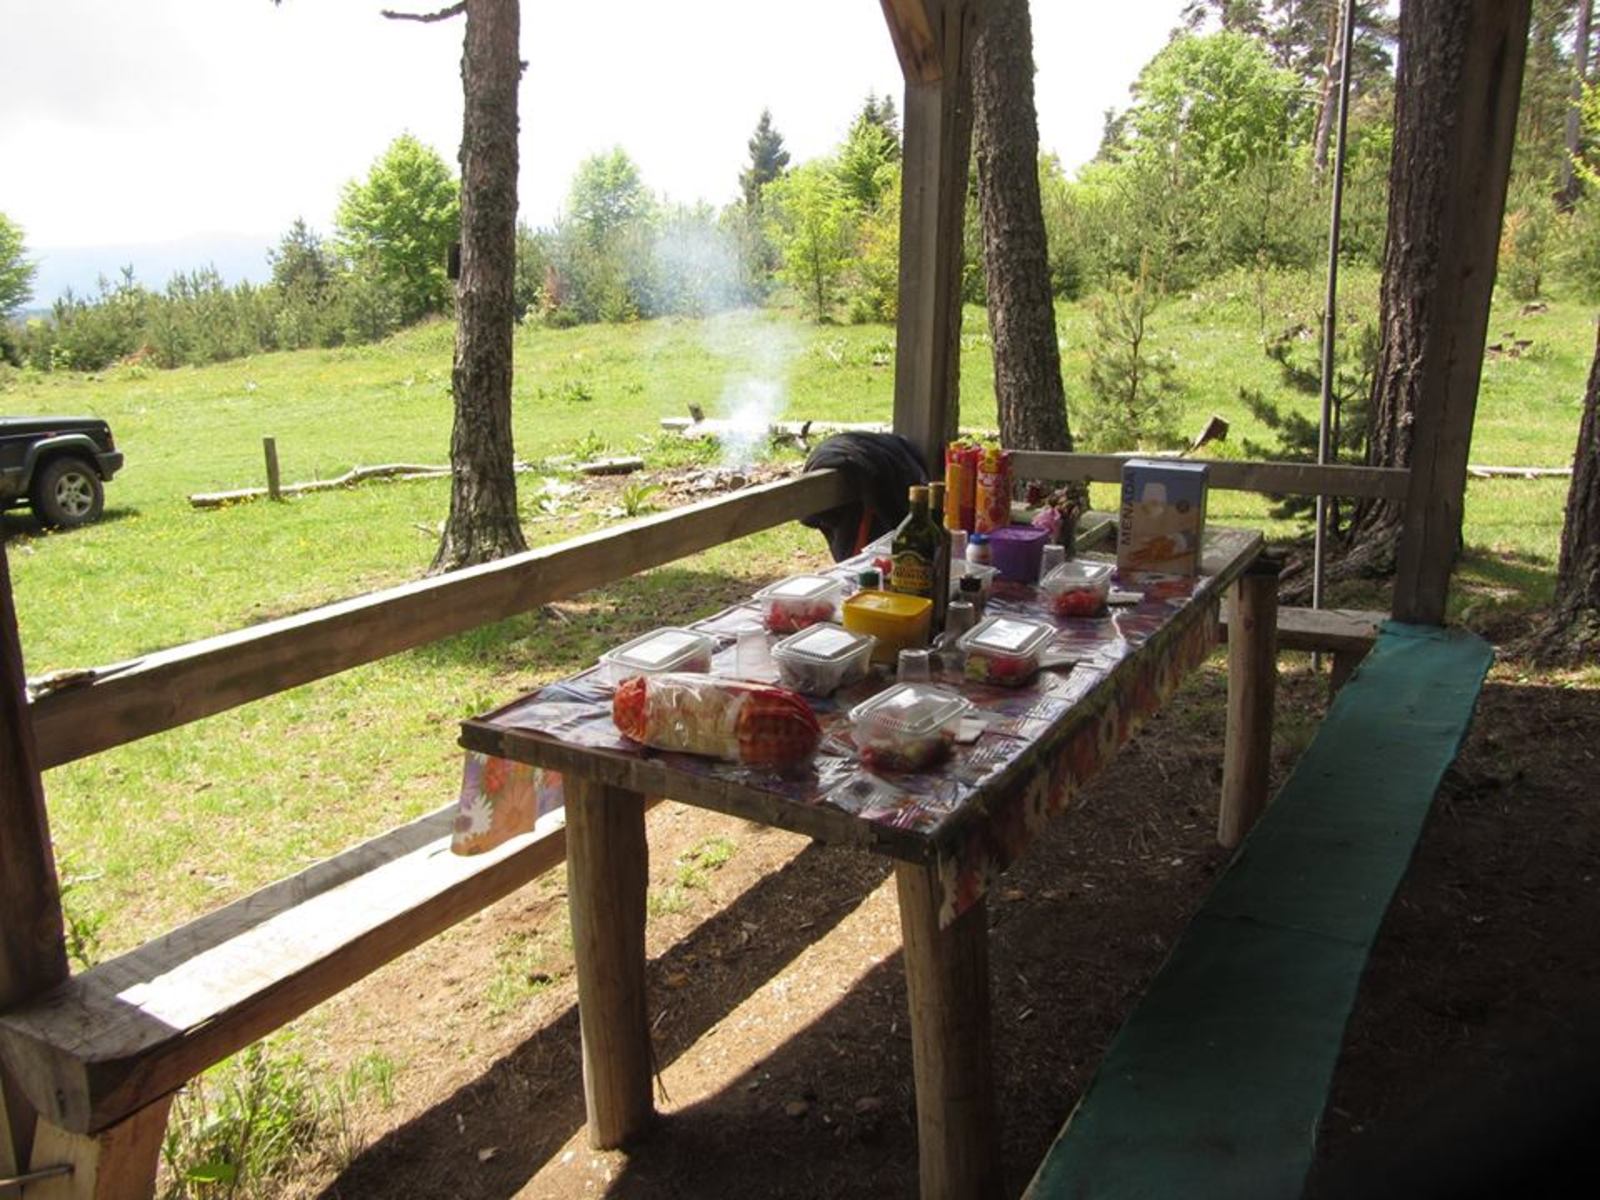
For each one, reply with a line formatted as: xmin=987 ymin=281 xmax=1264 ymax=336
xmin=612 ymin=673 xmax=822 ymax=767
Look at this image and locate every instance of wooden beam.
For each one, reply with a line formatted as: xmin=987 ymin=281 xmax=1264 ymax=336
xmin=891 ymin=0 xmax=976 ymax=475
xmin=0 ymin=541 xmax=70 ymax=1170
xmin=1009 ymin=451 xmax=1411 ymax=501
xmin=1219 ymin=562 xmax=1281 ymax=849
xmin=879 ymin=0 xmax=942 ymax=83
xmin=0 ymin=800 xmax=662 ymax=1135
xmin=1392 ymin=1 xmax=1532 ymax=624
xmin=29 ymin=469 xmax=854 ymax=770
xmin=27 ymin=1097 xmax=172 ymax=1200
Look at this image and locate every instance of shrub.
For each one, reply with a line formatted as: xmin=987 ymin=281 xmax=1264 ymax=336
xmin=1081 ymin=263 xmax=1184 ymax=451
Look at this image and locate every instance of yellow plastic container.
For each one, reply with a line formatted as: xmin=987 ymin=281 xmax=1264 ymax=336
xmin=843 ymin=590 xmax=932 ymax=665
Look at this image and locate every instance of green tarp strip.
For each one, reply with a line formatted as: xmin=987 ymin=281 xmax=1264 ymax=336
xmin=1025 ymin=622 xmax=1494 ymax=1200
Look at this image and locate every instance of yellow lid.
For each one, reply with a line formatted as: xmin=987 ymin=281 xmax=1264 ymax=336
xmin=845 ymin=590 xmax=931 ymax=620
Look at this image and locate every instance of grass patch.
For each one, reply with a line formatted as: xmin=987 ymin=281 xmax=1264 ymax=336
xmin=676 ymin=834 xmax=738 ymax=890
xmin=485 ymin=930 xmax=557 ymax=1018
xmin=647 ymin=886 xmax=693 ymax=918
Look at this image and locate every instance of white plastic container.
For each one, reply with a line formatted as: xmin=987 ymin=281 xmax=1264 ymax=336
xmin=771 ymin=622 xmax=876 ymax=695
xmin=958 ymin=615 xmax=1055 ymax=687
xmin=599 ymin=627 xmax=716 ymax=684
xmin=755 ymin=574 xmax=845 ymax=634
xmin=850 ymin=683 xmax=971 ymax=773
xmin=1039 ymin=560 xmax=1116 ymax=618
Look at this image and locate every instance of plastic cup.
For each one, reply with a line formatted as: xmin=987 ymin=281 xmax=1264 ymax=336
xmin=897 ymin=648 xmax=934 ymax=683
xmin=1042 ymin=544 xmax=1067 ymax=575
xmin=736 ymin=625 xmax=773 ymax=678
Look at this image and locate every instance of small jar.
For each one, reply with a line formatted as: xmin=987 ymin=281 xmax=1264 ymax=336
xmin=967 ymin=533 xmax=992 ymax=566
xmin=1041 ymin=544 xmax=1067 ymax=576
xmin=858 ymin=567 xmax=883 ymax=591
xmin=945 ymin=597 xmax=977 ymax=638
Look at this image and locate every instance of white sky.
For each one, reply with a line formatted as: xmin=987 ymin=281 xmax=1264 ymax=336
xmin=0 ymin=0 xmax=1184 ymax=250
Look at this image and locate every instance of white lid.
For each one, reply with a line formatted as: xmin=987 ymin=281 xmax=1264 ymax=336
xmin=850 ymin=683 xmax=969 ymax=738
xmin=755 ymin=574 xmax=842 ymax=603
xmin=773 ymin=622 xmax=873 ymax=664
xmin=1042 ymin=560 xmax=1115 ymax=588
xmin=959 ymin=615 xmax=1054 ymax=658
xmin=600 ymin=627 xmax=714 ymax=671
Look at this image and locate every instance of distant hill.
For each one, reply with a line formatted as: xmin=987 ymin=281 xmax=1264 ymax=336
xmin=28 ymin=234 xmax=275 ymax=307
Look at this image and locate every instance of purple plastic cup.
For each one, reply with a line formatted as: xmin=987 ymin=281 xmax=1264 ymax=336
xmin=988 ymin=525 xmax=1049 ymax=583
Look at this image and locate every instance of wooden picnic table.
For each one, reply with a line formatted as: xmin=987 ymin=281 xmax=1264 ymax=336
xmin=460 ymin=525 xmax=1267 ymax=1200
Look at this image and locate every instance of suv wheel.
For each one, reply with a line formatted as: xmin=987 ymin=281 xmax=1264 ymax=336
xmin=31 ymin=457 xmax=105 ymax=528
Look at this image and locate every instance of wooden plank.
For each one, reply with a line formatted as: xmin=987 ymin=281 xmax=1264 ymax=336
xmin=1010 ymin=451 xmax=1411 ymax=502
xmin=1392 ymin=2 xmax=1532 ymax=624
xmin=1218 ymin=606 xmax=1384 ymax=656
xmin=892 ymin=0 xmax=976 ymax=473
xmin=0 ymin=799 xmax=641 ymax=1135
xmin=0 ymin=541 xmax=70 ymax=1170
xmin=896 ymin=862 xmax=999 ymax=1200
xmin=879 ymin=0 xmax=942 ymax=83
xmin=1219 ymin=563 xmax=1280 ymax=849
xmin=27 ymin=1096 xmax=171 ymax=1200
xmin=30 ymin=469 xmax=855 ymax=770
xmin=564 ymin=779 xmax=653 ymax=1149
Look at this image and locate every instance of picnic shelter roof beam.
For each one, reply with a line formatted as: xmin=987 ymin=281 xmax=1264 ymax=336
xmin=886 ymin=0 xmax=977 ymax=475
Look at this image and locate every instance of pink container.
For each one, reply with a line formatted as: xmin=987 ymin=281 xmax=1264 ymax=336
xmin=987 ymin=526 xmax=1049 ymax=583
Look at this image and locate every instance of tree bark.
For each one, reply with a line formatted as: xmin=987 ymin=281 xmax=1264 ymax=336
xmin=971 ymin=0 xmax=1074 ymax=457
xmin=1560 ymin=0 xmax=1594 ymax=210
xmin=433 ymin=0 xmax=527 ymax=572
xmin=1312 ymin=0 xmax=1343 ymax=176
xmin=1336 ymin=0 xmax=1527 ymax=587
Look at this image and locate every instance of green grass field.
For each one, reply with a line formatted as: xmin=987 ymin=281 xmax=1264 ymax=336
xmin=0 ymin=272 xmax=1589 ymax=953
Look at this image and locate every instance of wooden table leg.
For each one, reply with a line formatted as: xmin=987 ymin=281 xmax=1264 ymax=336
xmin=895 ymin=862 xmax=999 ymax=1200
xmin=1219 ymin=559 xmax=1280 ymax=848
xmin=564 ymin=776 xmax=653 ymax=1148
xmin=28 ymin=1096 xmax=173 ymax=1200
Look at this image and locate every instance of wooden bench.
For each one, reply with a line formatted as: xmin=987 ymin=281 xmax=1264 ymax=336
xmin=1023 ymin=621 xmax=1493 ymax=1200
xmin=1220 ymin=606 xmax=1386 ymax=693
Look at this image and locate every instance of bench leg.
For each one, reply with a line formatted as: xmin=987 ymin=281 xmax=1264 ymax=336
xmin=1329 ymin=648 xmax=1361 ymax=695
xmin=565 ymin=777 xmax=654 ymax=1149
xmin=1219 ymin=564 xmax=1280 ymax=849
xmin=895 ymin=863 xmax=1000 ymax=1200
xmin=26 ymin=1096 xmax=172 ymax=1200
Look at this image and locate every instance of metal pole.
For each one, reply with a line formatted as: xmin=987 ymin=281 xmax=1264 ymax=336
xmin=1314 ymin=0 xmax=1359 ymax=627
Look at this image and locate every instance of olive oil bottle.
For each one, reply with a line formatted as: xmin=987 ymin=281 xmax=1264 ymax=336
xmin=890 ymin=485 xmax=939 ymax=608
xmin=927 ymin=480 xmax=951 ymax=632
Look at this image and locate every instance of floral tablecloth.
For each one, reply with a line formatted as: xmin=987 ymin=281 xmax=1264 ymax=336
xmin=456 ymin=529 xmax=1254 ymax=927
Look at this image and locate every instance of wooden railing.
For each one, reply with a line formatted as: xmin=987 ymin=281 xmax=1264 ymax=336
xmin=1010 ymin=451 xmax=1411 ymax=502
xmin=30 ymin=469 xmax=854 ymax=769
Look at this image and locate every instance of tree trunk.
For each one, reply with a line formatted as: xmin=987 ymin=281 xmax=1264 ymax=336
xmin=971 ymin=0 xmax=1073 ymax=457
xmin=1312 ymin=0 xmax=1344 ymax=176
xmin=1335 ymin=0 xmax=1527 ymax=588
xmin=433 ymin=0 xmax=527 ymax=572
xmin=1527 ymin=321 xmax=1600 ymax=660
xmin=1560 ymin=0 xmax=1594 ymax=210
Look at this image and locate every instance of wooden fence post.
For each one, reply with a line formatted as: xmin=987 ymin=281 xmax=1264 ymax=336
xmin=263 ymin=437 xmax=281 ymax=502
xmin=1219 ymin=558 xmax=1280 ymax=848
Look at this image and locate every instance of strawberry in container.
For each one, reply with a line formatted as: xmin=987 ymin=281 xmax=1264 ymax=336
xmin=958 ymin=615 xmax=1054 ymax=687
xmin=755 ymin=574 xmax=844 ymax=634
xmin=1039 ymin=560 xmax=1115 ymax=618
xmin=850 ymin=683 xmax=970 ymax=773
xmin=612 ymin=673 xmax=822 ymax=767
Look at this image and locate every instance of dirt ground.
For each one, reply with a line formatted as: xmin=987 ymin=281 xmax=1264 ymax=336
xmin=275 ymin=635 xmax=1598 ymax=1200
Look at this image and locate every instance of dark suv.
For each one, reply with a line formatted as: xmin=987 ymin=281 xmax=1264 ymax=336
xmin=0 ymin=417 xmax=124 ymax=528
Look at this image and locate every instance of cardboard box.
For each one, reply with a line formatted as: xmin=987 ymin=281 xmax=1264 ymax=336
xmin=1117 ymin=459 xmax=1208 ymax=576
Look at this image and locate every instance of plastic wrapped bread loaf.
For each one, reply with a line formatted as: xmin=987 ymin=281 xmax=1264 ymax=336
xmin=612 ymin=673 xmax=822 ymax=767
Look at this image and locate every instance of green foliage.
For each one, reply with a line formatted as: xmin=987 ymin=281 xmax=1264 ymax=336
xmin=1557 ymin=191 xmax=1600 ymax=299
xmin=1082 ymin=263 xmax=1184 ymax=450
xmin=837 ymin=93 xmax=902 ymax=211
xmin=50 ymin=269 xmax=150 ymax=371
xmin=568 ymin=147 xmax=652 ymax=245
xmin=620 ymin=479 xmax=662 ymax=518
xmin=1499 ymin=181 xmax=1557 ymax=302
xmin=740 ymin=108 xmax=792 ymax=209
xmin=845 ymin=165 xmax=902 ymax=323
xmin=334 ymin=134 xmax=459 ymax=326
xmin=764 ymin=161 xmax=855 ymax=321
xmin=0 ymin=211 xmax=37 ymax=318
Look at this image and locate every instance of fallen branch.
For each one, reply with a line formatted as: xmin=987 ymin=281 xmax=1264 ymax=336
xmin=1466 ymin=464 xmax=1573 ymax=479
xmin=189 ymin=463 xmax=450 ymax=509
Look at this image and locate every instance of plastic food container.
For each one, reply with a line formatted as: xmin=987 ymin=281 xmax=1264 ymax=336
xmin=850 ymin=683 xmax=971 ymax=773
xmin=599 ymin=627 xmax=716 ymax=684
xmin=755 ymin=574 xmax=844 ymax=634
xmin=771 ymin=623 xmax=876 ymax=695
xmin=959 ymin=615 xmax=1054 ymax=687
xmin=949 ymin=560 xmax=998 ymax=600
xmin=843 ymin=590 xmax=933 ymax=665
xmin=988 ymin=525 xmax=1050 ymax=583
xmin=1040 ymin=560 xmax=1115 ymax=618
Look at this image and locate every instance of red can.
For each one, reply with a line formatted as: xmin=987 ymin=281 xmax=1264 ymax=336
xmin=973 ymin=447 xmax=1013 ymax=534
xmin=944 ymin=442 xmax=979 ymax=531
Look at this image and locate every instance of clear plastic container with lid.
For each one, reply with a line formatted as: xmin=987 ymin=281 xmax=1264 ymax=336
xmin=850 ymin=683 xmax=971 ymax=773
xmin=755 ymin=574 xmax=845 ymax=634
xmin=599 ymin=627 xmax=716 ymax=685
xmin=771 ymin=622 xmax=876 ymax=695
xmin=1039 ymin=559 xmax=1115 ymax=618
xmin=958 ymin=615 xmax=1055 ymax=687
xmin=948 ymin=560 xmax=998 ymax=600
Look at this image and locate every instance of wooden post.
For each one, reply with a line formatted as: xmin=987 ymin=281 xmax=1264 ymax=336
xmin=895 ymin=862 xmax=999 ymax=1200
xmin=564 ymin=777 xmax=653 ymax=1148
xmin=263 ymin=437 xmax=281 ymax=502
xmin=0 ymin=541 xmax=71 ymax=1173
xmin=1219 ymin=559 xmax=1280 ymax=849
xmin=26 ymin=1096 xmax=173 ymax=1200
xmin=884 ymin=0 xmax=976 ymax=475
xmin=1391 ymin=1 xmax=1532 ymax=625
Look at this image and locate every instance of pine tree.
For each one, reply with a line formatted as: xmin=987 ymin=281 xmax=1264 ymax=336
xmin=740 ymin=109 xmax=791 ymax=210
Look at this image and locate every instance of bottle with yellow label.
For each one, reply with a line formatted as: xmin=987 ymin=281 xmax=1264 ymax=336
xmin=890 ymin=485 xmax=939 ymax=610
